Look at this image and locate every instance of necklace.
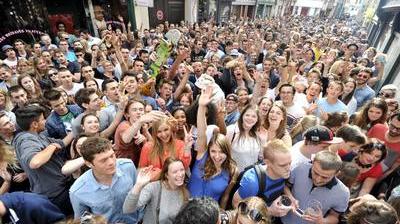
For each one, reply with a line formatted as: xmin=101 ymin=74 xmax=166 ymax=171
xmin=355 ymin=157 xmax=372 ymax=169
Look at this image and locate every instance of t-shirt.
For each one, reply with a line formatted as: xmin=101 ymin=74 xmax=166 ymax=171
xmin=290 ymin=141 xmax=310 ymax=169
xmin=368 ymin=124 xmax=400 ymax=170
xmin=188 ymin=153 xmax=230 ymax=202
xmin=316 ymin=98 xmax=348 ymax=117
xmin=238 ymin=166 xmax=285 ymax=206
xmin=114 ymin=121 xmax=142 ymax=165
xmin=60 ymin=111 xmax=74 ymax=132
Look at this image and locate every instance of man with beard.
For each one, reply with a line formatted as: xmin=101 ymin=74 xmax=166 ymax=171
xmin=281 ymin=150 xmax=349 ymax=224
xmin=354 ymin=68 xmax=375 ymax=109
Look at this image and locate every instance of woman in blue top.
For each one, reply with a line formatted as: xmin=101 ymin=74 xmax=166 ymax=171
xmin=188 ymin=86 xmax=239 ymax=209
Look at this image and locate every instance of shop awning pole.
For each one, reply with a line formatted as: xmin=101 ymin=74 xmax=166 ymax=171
xmin=127 ymin=0 xmax=137 ymax=31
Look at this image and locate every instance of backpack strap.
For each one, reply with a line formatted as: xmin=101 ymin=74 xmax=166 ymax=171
xmin=255 ymin=164 xmax=266 ymax=198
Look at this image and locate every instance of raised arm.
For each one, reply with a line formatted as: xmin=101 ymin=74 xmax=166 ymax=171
xmin=196 ymin=86 xmax=213 ymax=158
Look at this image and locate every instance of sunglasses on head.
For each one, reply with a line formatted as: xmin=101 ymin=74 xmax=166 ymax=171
xmin=238 ymin=202 xmax=265 ymax=222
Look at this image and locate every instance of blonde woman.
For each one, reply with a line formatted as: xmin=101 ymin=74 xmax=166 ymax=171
xmin=0 ymin=140 xmax=29 ymax=194
xmin=220 ymin=197 xmax=271 ymax=224
xmin=290 ymin=115 xmax=319 ymax=144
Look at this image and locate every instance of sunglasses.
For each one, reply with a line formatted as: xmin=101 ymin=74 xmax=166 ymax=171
xmin=379 ymin=92 xmax=394 ymax=98
xmin=390 ymin=122 xmax=400 ymax=132
xmin=238 ymin=202 xmax=265 ymax=222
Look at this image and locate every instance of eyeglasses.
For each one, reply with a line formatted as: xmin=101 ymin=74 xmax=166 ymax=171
xmin=238 ymin=202 xmax=265 ymax=222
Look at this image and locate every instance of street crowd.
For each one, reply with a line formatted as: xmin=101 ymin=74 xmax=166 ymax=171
xmin=0 ymin=15 xmax=399 ymax=224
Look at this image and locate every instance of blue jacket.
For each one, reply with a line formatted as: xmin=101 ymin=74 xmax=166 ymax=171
xmin=46 ymin=104 xmax=83 ymax=139
xmin=1 ymin=192 xmax=65 ymax=224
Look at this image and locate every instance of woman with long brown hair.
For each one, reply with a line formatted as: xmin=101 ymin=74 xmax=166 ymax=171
xmin=259 ymin=102 xmax=291 ymax=147
xmin=188 ymin=86 xmax=239 ymax=209
xmin=352 ymin=97 xmax=388 ymax=132
xmin=123 ymin=157 xmax=190 ymax=224
xmin=17 ymin=74 xmax=43 ymax=100
xmin=139 ymin=116 xmax=193 ymax=180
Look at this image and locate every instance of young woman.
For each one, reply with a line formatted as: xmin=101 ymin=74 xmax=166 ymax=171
xmin=259 ymin=103 xmax=291 ymax=147
xmin=172 ymin=107 xmax=189 ymax=141
xmin=123 ymin=157 xmax=189 ymax=224
xmin=17 ymin=74 xmax=42 ymax=100
xmin=139 ymin=116 xmax=193 ymax=181
xmin=226 ymin=104 xmax=261 ymax=172
xmin=114 ymin=99 xmax=164 ymax=166
xmin=340 ymin=78 xmax=358 ymax=115
xmin=220 ymin=197 xmax=271 ymax=224
xmin=80 ymin=110 xmax=124 ymax=139
xmin=188 ymin=87 xmax=239 ymax=209
xmin=290 ymin=115 xmax=319 ymax=144
xmin=257 ymin=97 xmax=273 ymax=126
xmin=236 ymin=87 xmax=250 ymax=112
xmin=352 ymin=97 xmax=388 ymax=132
xmin=0 ymin=140 xmax=29 ymax=194
xmin=340 ymin=141 xmax=387 ymax=197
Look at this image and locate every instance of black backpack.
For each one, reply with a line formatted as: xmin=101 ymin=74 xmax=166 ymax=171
xmin=227 ymin=163 xmax=267 ymax=209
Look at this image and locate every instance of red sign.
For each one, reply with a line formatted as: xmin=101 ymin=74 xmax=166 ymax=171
xmin=156 ymin=10 xmax=164 ymax=20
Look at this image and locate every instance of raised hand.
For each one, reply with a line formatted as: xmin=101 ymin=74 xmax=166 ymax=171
xmin=198 ymin=85 xmax=214 ymax=107
xmin=183 ymin=125 xmax=194 ymax=149
xmin=136 ymin=166 xmax=153 ymax=187
xmin=139 ymin=111 xmax=167 ymax=124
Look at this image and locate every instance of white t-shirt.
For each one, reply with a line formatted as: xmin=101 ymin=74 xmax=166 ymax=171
xmin=3 ymin=58 xmax=17 ymax=72
xmin=290 ymin=141 xmax=311 ymax=170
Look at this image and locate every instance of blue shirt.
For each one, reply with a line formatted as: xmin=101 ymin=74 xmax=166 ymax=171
xmin=69 ymin=159 xmax=139 ymax=223
xmin=316 ymin=98 xmax=348 ymax=117
xmin=188 ymin=153 xmax=230 ymax=202
xmin=0 ymin=192 xmax=65 ymax=224
xmin=238 ymin=166 xmax=285 ymax=206
xmin=354 ymin=85 xmax=375 ymax=109
xmin=225 ymin=110 xmax=240 ymax=126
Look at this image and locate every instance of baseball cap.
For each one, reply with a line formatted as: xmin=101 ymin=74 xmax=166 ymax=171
xmin=2 ymin=45 xmax=13 ymax=52
xmin=304 ymin=126 xmax=343 ymax=144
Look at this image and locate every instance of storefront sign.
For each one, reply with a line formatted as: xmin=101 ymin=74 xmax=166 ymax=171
xmin=232 ymin=0 xmax=257 ymax=5
xmin=135 ymin=0 xmax=154 ymax=7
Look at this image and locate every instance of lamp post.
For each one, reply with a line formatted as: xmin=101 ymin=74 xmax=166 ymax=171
xmin=127 ymin=0 xmax=137 ymax=30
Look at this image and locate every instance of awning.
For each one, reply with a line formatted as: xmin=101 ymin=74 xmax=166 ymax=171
xmin=382 ymin=0 xmax=400 ymax=11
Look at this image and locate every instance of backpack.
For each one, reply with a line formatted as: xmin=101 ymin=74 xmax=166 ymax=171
xmin=227 ymin=163 xmax=267 ymax=209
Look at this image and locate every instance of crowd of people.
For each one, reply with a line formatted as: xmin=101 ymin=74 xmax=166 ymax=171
xmin=0 ymin=14 xmax=399 ymax=224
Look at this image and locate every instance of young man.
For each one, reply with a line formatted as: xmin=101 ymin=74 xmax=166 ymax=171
xmin=54 ymin=49 xmax=81 ymax=81
xmin=80 ymin=62 xmax=103 ymax=87
xmin=1 ymin=45 xmax=18 ymax=73
xmin=225 ymin=93 xmax=240 ymax=126
xmin=69 ymin=136 xmax=139 ymax=223
xmin=8 ymin=85 xmax=28 ymax=113
xmin=316 ymin=80 xmax=348 ymax=118
xmin=45 ymin=89 xmax=82 ymax=139
xmin=174 ymin=197 xmax=220 ymax=224
xmin=354 ymin=68 xmax=375 ymax=109
xmin=72 ymin=88 xmax=107 ymax=132
xmin=58 ymin=68 xmax=83 ymax=97
xmin=291 ymin=125 xmax=343 ymax=169
xmin=282 ymin=150 xmax=350 ymax=224
xmin=233 ymin=139 xmax=292 ymax=217
xmin=0 ymin=192 xmax=65 ymax=224
xmin=12 ymin=105 xmax=73 ymax=215
xmin=14 ymin=39 xmax=30 ymax=59
xmin=102 ymin=79 xmax=122 ymax=116
xmin=278 ymin=84 xmax=305 ymax=128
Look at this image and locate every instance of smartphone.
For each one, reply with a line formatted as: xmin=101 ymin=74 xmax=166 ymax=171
xmin=295 ymin=208 xmax=304 ymax=216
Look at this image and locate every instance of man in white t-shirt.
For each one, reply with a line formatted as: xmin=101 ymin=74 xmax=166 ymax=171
xmin=291 ymin=125 xmax=343 ymax=169
xmin=1 ymin=45 xmax=18 ymax=73
xmin=277 ymin=84 xmax=305 ymax=129
xmin=58 ymin=68 xmax=83 ymax=97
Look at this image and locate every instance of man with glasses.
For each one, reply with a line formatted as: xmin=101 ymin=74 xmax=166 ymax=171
xmin=282 ymin=150 xmax=349 ymax=224
xmin=368 ymin=110 xmax=400 ymax=177
xmin=354 ymin=68 xmax=375 ymax=109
